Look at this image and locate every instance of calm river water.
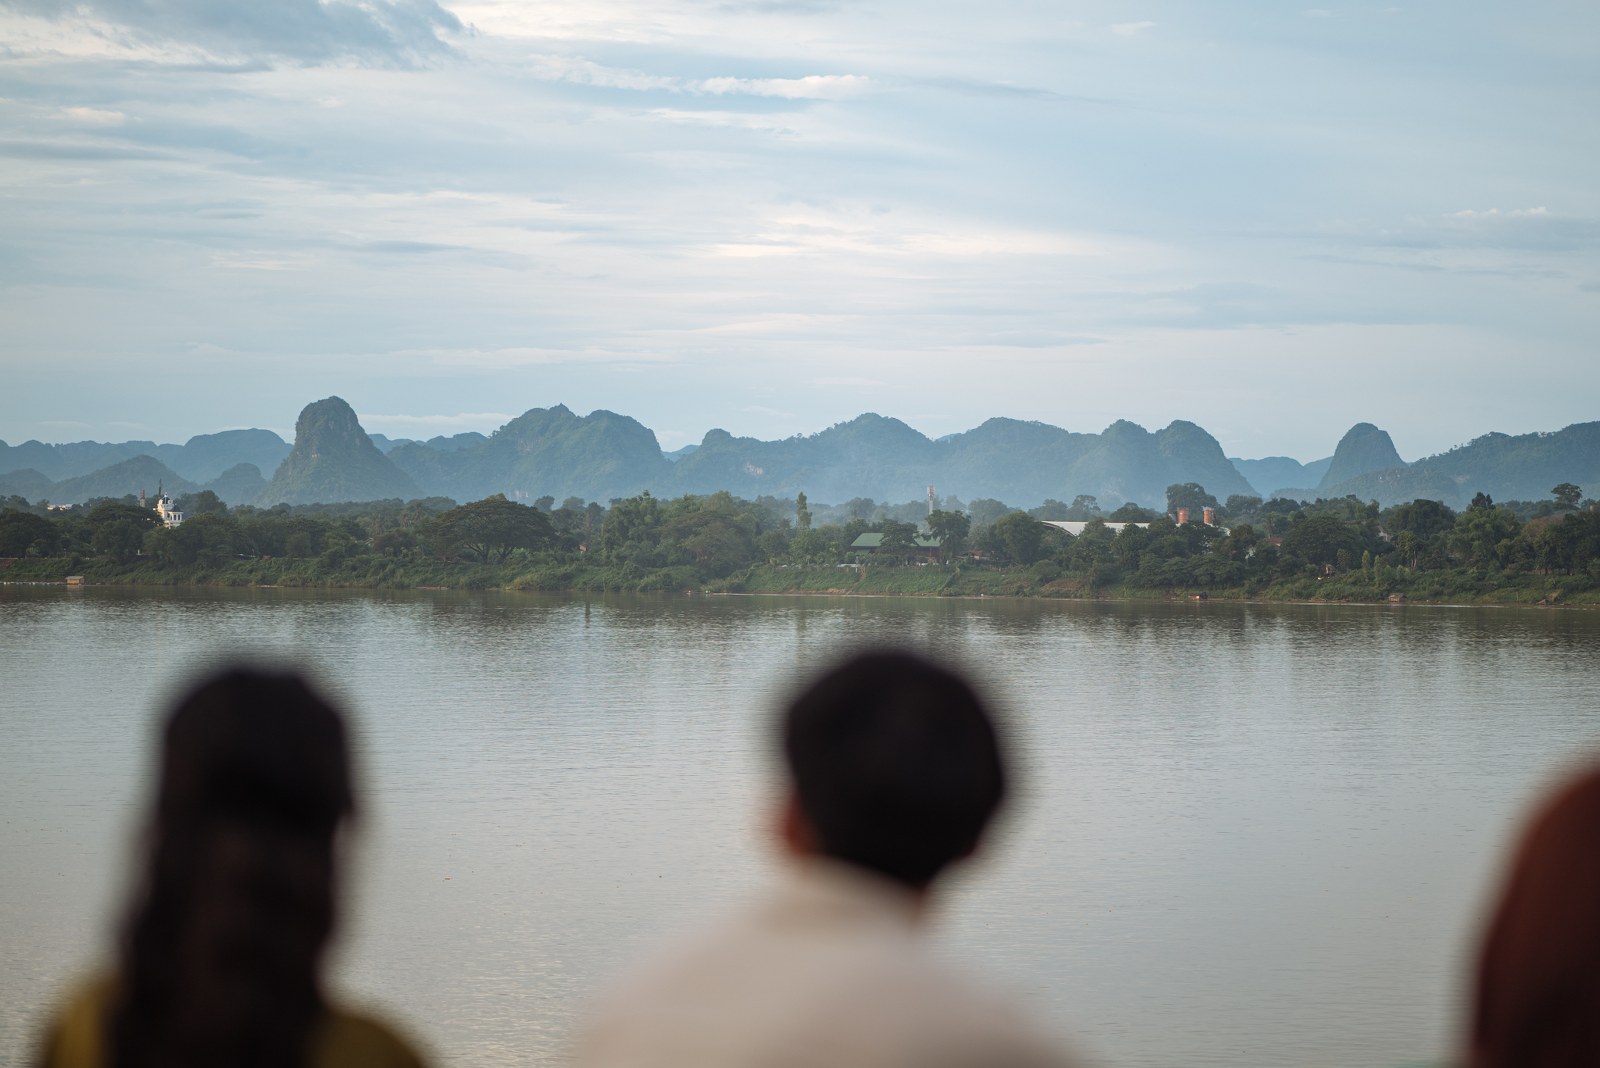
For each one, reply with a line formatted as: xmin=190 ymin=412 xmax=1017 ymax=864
xmin=3 ymin=587 xmax=1599 ymax=1068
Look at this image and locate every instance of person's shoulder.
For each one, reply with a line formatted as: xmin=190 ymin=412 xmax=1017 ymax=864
xmin=33 ymin=976 xmax=115 ymax=1068
xmin=315 ymin=1004 xmax=431 ymax=1068
xmin=875 ymin=956 xmax=1083 ymax=1068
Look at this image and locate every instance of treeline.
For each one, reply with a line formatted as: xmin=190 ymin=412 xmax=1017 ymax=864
xmin=2 ymin=482 xmax=1599 ymax=604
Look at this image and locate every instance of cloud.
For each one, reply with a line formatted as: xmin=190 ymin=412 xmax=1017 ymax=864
xmin=697 ymin=74 xmax=868 ymax=99
xmin=527 ymin=55 xmax=869 ymax=99
xmin=60 ymin=106 xmax=125 ymax=125
xmin=0 ymin=139 xmax=170 ymax=160
xmin=392 ymin=347 xmax=679 ymax=370
xmin=1109 ymin=21 xmax=1156 ymax=36
xmin=3 ymin=0 xmax=462 ymax=66
xmin=1309 ymin=208 xmax=1600 ymax=259
xmin=355 ymin=240 xmax=465 ymax=254
xmin=814 ymin=376 xmax=886 ymax=388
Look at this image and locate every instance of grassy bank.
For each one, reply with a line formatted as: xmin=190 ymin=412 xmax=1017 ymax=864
xmin=6 ymin=556 xmax=1599 ymax=608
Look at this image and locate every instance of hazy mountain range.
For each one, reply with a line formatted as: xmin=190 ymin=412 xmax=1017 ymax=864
xmin=3 ymin=398 xmax=1596 ymax=511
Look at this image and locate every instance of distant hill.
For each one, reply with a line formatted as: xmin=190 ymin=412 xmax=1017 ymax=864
xmin=0 ymin=468 xmax=56 ymax=502
xmin=0 ymin=438 xmax=156 ymax=481
xmin=258 ymin=398 xmax=418 ymax=506
xmin=0 ymin=429 xmax=288 ymax=483
xmin=1318 ymin=423 xmax=1405 ymax=491
xmin=154 ymin=429 xmax=290 ymax=482
xmin=50 ymin=455 xmax=197 ymax=506
xmin=6 ymin=406 xmax=1597 ymax=510
xmin=207 ymin=463 xmax=270 ymax=506
xmin=1229 ymin=455 xmax=1332 ymax=498
xmin=1314 ymin=422 xmax=1600 ymax=507
xmin=388 ymin=405 xmax=670 ymax=504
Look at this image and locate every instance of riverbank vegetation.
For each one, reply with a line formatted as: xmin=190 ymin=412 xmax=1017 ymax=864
xmin=3 ymin=483 xmax=1599 ymax=606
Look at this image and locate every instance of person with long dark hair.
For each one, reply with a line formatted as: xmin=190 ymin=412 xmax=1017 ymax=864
xmin=35 ymin=667 xmax=427 ymax=1068
xmin=1469 ymin=761 xmax=1600 ymax=1068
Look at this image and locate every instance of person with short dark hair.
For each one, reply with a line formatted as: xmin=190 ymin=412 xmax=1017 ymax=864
xmin=1469 ymin=761 xmax=1600 ymax=1068
xmin=573 ymin=649 xmax=1078 ymax=1068
xmin=34 ymin=667 xmax=428 ymax=1068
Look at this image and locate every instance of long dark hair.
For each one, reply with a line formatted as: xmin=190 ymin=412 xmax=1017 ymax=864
xmin=1471 ymin=762 xmax=1600 ymax=1068
xmin=109 ymin=668 xmax=355 ymax=1068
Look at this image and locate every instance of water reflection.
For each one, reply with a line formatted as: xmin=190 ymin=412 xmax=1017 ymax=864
xmin=3 ymin=587 xmax=1599 ymax=1068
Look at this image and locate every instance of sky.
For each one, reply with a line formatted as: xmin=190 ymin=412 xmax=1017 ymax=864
xmin=1 ymin=1 xmax=1596 ymax=463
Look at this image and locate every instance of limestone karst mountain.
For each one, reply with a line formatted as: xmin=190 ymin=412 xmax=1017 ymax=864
xmin=257 ymin=397 xmax=418 ymax=506
xmin=6 ymin=403 xmax=1597 ymax=510
xmin=386 ymin=405 xmax=670 ymax=504
xmin=1318 ymin=423 xmax=1406 ymax=491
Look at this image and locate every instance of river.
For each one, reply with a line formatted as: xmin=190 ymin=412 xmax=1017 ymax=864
xmin=3 ymin=587 xmax=1598 ymax=1067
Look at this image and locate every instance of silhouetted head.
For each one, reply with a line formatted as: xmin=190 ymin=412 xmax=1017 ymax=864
xmin=1471 ymin=763 xmax=1600 ymax=1068
xmin=154 ymin=667 xmax=353 ymax=839
xmin=782 ymin=650 xmax=1007 ymax=891
xmin=112 ymin=667 xmax=354 ymax=1068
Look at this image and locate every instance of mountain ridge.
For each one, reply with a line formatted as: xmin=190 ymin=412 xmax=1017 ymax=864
xmin=5 ymin=405 xmax=1597 ymax=510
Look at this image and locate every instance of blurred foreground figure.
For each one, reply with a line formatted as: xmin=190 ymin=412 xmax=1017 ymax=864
xmin=1470 ymin=762 xmax=1600 ymax=1068
xmin=35 ymin=668 xmax=428 ymax=1068
xmin=574 ymin=649 xmax=1078 ymax=1068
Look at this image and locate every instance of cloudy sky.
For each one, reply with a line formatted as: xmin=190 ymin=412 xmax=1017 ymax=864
xmin=2 ymin=1 xmax=1596 ymax=461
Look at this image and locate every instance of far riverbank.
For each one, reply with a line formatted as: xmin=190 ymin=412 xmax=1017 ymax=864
xmin=5 ymin=556 xmax=1598 ymax=608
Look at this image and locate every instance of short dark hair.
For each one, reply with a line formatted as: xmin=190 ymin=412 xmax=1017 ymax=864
xmin=782 ymin=650 xmax=1007 ymax=889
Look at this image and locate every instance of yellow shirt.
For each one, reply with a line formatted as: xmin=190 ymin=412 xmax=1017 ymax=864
xmin=36 ymin=980 xmax=429 ymax=1068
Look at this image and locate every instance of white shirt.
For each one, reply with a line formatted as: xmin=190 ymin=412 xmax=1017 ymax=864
xmin=572 ymin=860 xmax=1079 ymax=1068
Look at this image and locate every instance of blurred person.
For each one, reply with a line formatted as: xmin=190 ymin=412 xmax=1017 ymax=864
xmin=34 ymin=667 xmax=428 ymax=1068
xmin=1469 ymin=761 xmax=1600 ymax=1068
xmin=573 ymin=649 xmax=1079 ymax=1068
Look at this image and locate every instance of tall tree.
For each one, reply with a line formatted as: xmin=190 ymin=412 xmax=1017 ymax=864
xmin=927 ymin=509 xmax=971 ymax=563
xmin=992 ymin=511 xmax=1046 ymax=565
xmin=1166 ymin=482 xmax=1218 ymax=516
xmin=434 ymin=495 xmax=554 ymax=564
xmin=1552 ymin=483 xmax=1583 ymax=510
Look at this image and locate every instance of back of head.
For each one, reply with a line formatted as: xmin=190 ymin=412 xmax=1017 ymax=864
xmin=783 ymin=650 xmax=1007 ymax=890
xmin=1471 ymin=763 xmax=1600 ymax=1068
xmin=112 ymin=667 xmax=353 ymax=1068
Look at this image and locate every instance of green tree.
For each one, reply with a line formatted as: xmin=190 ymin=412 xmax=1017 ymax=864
xmin=145 ymin=513 xmax=245 ymax=567
xmin=86 ymin=502 xmax=158 ymax=563
xmin=1109 ymin=502 xmax=1159 ymax=522
xmin=1280 ymin=513 xmax=1361 ymax=572
xmin=1166 ymin=483 xmax=1218 ymax=517
xmin=435 ymin=495 xmax=555 ymax=564
xmin=789 ymin=527 xmax=834 ymax=566
xmin=844 ymin=497 xmax=877 ymax=521
xmin=660 ymin=493 xmax=759 ymax=576
xmin=927 ymin=509 xmax=971 ymax=562
xmin=796 ymin=491 xmax=812 ymax=531
xmin=1395 ymin=530 xmax=1420 ymax=569
xmin=877 ymin=519 xmax=919 ymax=563
xmin=176 ymin=490 xmax=227 ymax=516
xmin=1552 ymin=483 xmax=1583 ymax=510
xmin=1065 ymin=495 xmax=1102 ymax=520
xmin=992 ymin=512 xmax=1046 ymax=565
xmin=599 ymin=492 xmax=662 ymax=565
xmin=1447 ymin=506 xmax=1522 ymax=570
xmin=965 ymin=498 xmax=1011 ymax=528
xmin=0 ymin=510 xmax=59 ymax=556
